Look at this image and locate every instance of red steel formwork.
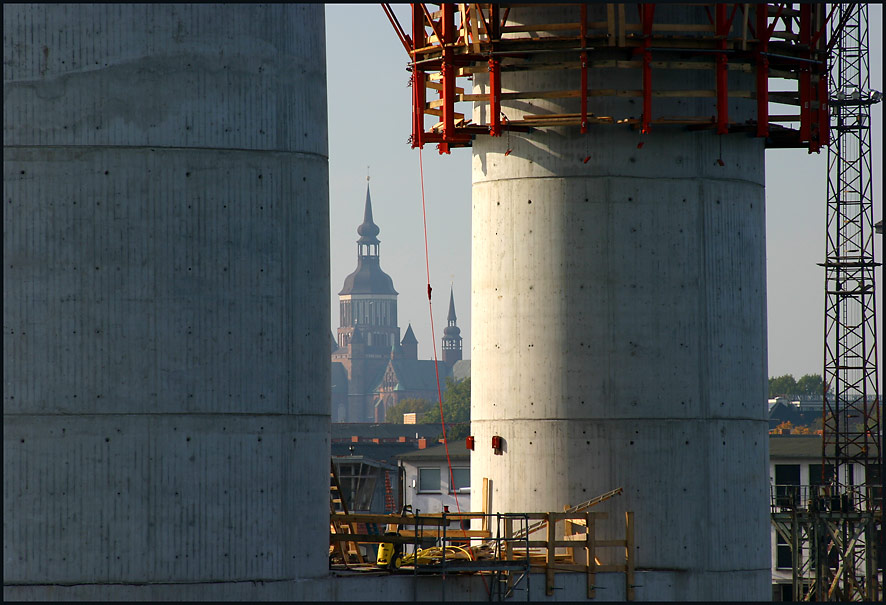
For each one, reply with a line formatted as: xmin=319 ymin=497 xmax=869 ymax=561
xmin=382 ymin=3 xmax=837 ymax=154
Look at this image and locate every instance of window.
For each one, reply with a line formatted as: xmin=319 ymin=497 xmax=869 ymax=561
xmin=418 ymin=467 xmax=441 ymax=493
xmin=450 ymin=468 xmax=470 ymax=493
xmin=808 ymin=464 xmax=834 ymax=487
xmin=776 ymin=531 xmax=793 ymax=569
xmin=775 ymin=464 xmax=800 ymax=508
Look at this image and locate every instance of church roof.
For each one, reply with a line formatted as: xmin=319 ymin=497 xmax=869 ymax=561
xmin=339 ymin=258 xmax=398 ymax=295
xmin=401 ymin=323 xmax=418 ymax=345
xmin=444 ymin=287 xmax=461 ymax=338
xmin=372 ymin=359 xmax=452 ymax=393
xmin=447 ymin=287 xmax=458 ymax=322
xmin=339 ymin=184 xmax=397 ymax=296
xmin=331 ymin=362 xmax=349 ymax=394
xmin=357 ymin=185 xmax=380 ymax=245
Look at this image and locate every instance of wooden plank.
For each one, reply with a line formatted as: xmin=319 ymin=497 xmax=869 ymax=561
xmin=397 ymin=529 xmax=491 ymax=538
xmin=465 ymin=59 xmax=754 ymax=74
xmin=502 ymin=22 xmax=582 ymax=33
xmin=624 ymin=23 xmax=716 ymax=32
xmin=425 ymin=81 xmax=464 ymax=94
xmin=335 ymin=513 xmax=450 ymax=526
xmin=532 ymin=562 xmax=590 ymax=573
xmin=469 ymin=4 xmax=481 ymax=52
xmin=607 ymin=3 xmax=615 ymax=46
xmin=546 ymin=513 xmax=556 ymax=596
xmin=329 ymin=533 xmax=428 ymax=545
xmin=481 ymin=477 xmax=489 ymax=533
xmin=587 ymin=512 xmax=596 ymax=599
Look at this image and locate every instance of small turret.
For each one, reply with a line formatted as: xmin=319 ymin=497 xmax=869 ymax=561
xmin=442 ymin=286 xmax=462 ymax=366
xmin=400 ymin=323 xmax=418 ymax=360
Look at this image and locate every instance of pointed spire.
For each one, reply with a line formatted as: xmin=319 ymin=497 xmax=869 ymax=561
xmin=447 ymin=285 xmax=457 ymax=323
xmin=357 ymin=184 xmax=380 ymax=244
xmin=442 ymin=286 xmax=462 ymax=366
xmin=400 ymin=323 xmax=418 ymax=360
xmin=401 ymin=323 xmax=418 ymax=345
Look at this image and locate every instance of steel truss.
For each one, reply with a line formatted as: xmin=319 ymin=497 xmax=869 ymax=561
xmin=772 ymin=485 xmax=880 ymax=600
xmin=795 ymin=2 xmax=882 ymax=601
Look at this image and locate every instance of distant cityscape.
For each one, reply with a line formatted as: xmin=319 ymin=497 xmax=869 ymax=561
xmin=331 ymin=185 xmax=469 ymax=423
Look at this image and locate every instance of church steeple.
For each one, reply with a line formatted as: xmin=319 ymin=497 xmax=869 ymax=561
xmin=442 ymin=286 xmax=462 ymax=366
xmin=400 ymin=323 xmax=418 ymax=360
xmin=357 ymin=184 xmax=380 ymax=258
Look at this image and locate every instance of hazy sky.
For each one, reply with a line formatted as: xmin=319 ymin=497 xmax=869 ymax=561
xmin=325 ymin=4 xmax=882 ymax=380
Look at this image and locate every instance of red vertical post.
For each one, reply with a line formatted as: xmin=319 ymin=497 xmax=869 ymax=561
xmin=754 ymin=4 xmax=769 ymax=138
xmin=489 ymin=57 xmax=501 ymax=136
xmin=439 ymin=3 xmax=456 ymax=154
xmin=799 ymin=4 xmax=812 ymax=145
xmin=411 ymin=4 xmax=426 ymax=149
xmin=818 ymin=68 xmax=829 ymax=147
xmin=640 ymin=4 xmax=654 ymax=134
xmin=580 ymin=4 xmax=588 ymax=134
xmin=715 ymin=4 xmax=729 ymax=135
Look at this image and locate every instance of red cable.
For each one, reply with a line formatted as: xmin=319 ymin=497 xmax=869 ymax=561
xmin=418 ymin=149 xmax=488 ymax=594
xmin=418 ymin=147 xmax=462 ymax=516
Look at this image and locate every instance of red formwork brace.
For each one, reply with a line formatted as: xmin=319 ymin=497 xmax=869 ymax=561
xmin=715 ymin=5 xmax=738 ymax=136
xmin=580 ymin=4 xmax=589 ymax=134
xmin=639 ymin=4 xmax=655 ymax=134
xmin=390 ymin=4 xmax=832 ymax=153
xmin=439 ymin=3 xmax=456 ymax=155
xmin=411 ymin=3 xmax=425 ymax=149
xmin=489 ymin=57 xmax=502 ymax=136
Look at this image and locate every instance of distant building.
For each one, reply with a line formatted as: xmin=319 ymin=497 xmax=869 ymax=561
xmin=442 ymin=286 xmax=463 ymax=367
xmin=397 ymin=444 xmax=471 ymax=515
xmin=768 ymin=434 xmax=882 ymax=601
xmin=331 ymin=184 xmax=468 ymax=422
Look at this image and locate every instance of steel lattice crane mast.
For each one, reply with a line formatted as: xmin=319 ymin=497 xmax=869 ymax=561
xmin=817 ymin=2 xmax=882 ymax=601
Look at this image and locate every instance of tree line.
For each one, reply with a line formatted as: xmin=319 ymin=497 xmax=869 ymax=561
xmin=769 ymin=373 xmax=825 ymax=398
xmin=384 ymin=377 xmax=471 ymax=440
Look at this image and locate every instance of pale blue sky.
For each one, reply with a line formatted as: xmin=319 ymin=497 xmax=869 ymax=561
xmin=325 ymin=4 xmax=882 ymax=379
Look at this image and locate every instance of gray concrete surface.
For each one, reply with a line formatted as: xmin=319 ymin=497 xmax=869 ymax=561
xmin=469 ymin=5 xmax=771 ymax=600
xmin=3 ymin=568 xmax=644 ymax=601
xmin=4 ymin=4 xmax=330 ymax=597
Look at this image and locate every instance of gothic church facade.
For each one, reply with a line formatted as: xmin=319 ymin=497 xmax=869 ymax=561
xmin=331 ymin=185 xmax=465 ymax=422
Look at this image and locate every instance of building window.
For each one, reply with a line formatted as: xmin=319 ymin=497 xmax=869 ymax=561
xmin=450 ymin=468 xmax=470 ymax=493
xmin=808 ymin=464 xmax=834 ymax=487
xmin=776 ymin=531 xmax=793 ymax=569
xmin=775 ymin=464 xmax=801 ymax=508
xmin=418 ymin=467 xmax=441 ymax=493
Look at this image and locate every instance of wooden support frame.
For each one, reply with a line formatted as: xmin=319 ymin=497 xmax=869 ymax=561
xmin=391 ymin=3 xmax=831 ymax=152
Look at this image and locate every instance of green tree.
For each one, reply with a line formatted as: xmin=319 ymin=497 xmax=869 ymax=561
xmin=796 ymin=373 xmax=825 ymax=396
xmin=384 ymin=397 xmax=433 ymax=423
xmin=769 ymin=374 xmax=798 ymax=397
xmin=421 ymin=377 xmax=471 ymax=440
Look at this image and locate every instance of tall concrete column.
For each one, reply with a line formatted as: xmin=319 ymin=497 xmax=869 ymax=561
xmin=470 ymin=6 xmax=770 ymax=600
xmin=4 ymin=5 xmax=329 ymax=599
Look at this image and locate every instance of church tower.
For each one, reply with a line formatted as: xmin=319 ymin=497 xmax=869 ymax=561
xmin=442 ymin=286 xmax=463 ymax=367
xmin=332 ymin=183 xmax=400 ymax=421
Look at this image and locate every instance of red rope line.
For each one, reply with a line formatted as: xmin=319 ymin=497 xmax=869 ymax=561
xmin=418 ymin=147 xmax=488 ymax=596
xmin=418 ymin=147 xmax=462 ymax=516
